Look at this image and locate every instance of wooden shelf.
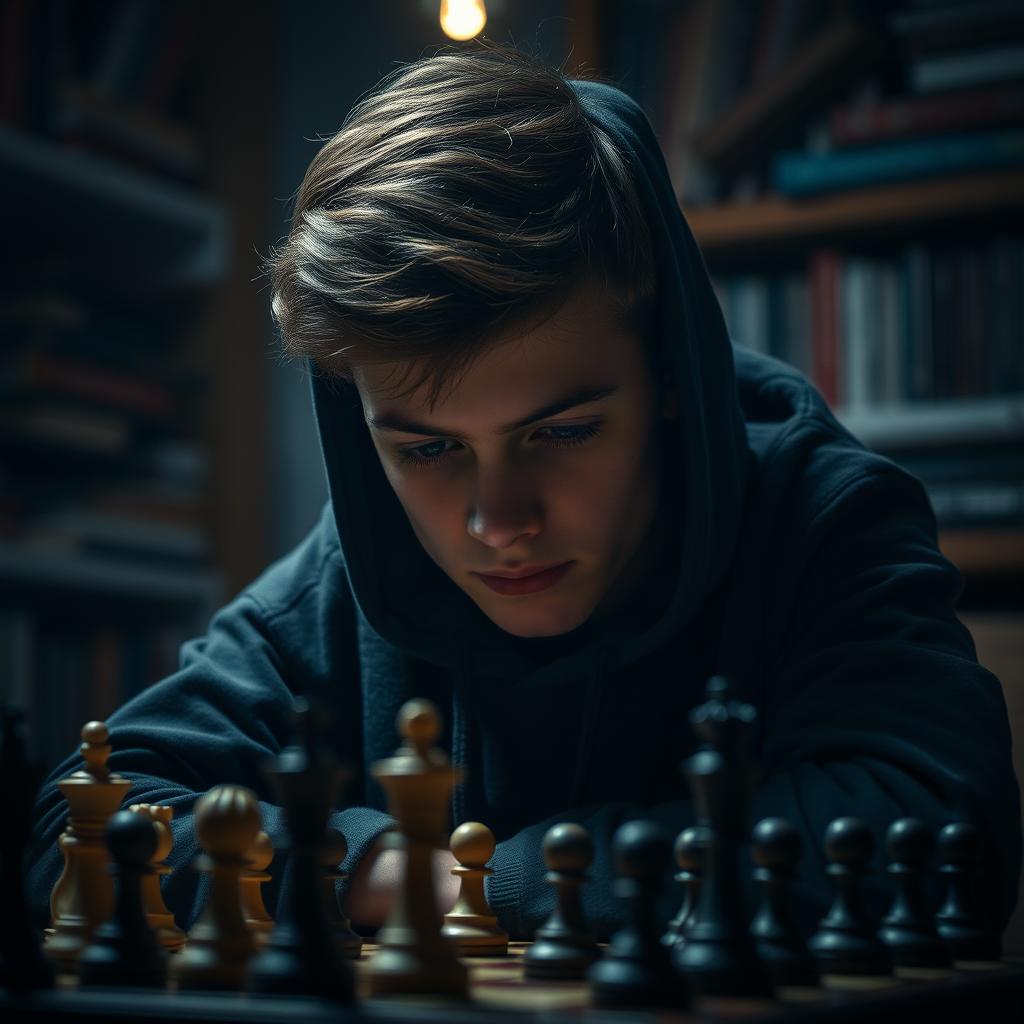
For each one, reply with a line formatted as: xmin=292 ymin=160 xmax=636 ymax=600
xmin=0 ymin=541 xmax=222 ymax=611
xmin=0 ymin=124 xmax=227 ymax=289
xmin=840 ymin=396 xmax=1024 ymax=449
xmin=686 ymin=171 xmax=1024 ymax=254
xmin=940 ymin=528 xmax=1024 ymax=575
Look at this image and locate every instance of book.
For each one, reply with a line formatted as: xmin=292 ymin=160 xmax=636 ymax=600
xmin=810 ymin=247 xmax=842 ymax=408
xmin=0 ymin=348 xmax=176 ymax=421
xmin=25 ymin=508 xmax=208 ymax=564
xmin=0 ymin=402 xmax=132 ymax=457
xmin=782 ymin=270 xmax=813 ymax=379
xmin=878 ymin=260 xmax=905 ymax=405
xmin=904 ymin=244 xmax=933 ymax=401
xmin=910 ymin=42 xmax=1024 ymax=94
xmin=773 ymin=127 xmax=1024 ymax=197
xmin=839 ymin=256 xmax=876 ymax=412
xmin=829 ymin=82 xmax=1024 ymax=147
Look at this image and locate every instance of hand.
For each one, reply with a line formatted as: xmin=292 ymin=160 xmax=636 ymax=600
xmin=347 ymin=838 xmax=459 ymax=929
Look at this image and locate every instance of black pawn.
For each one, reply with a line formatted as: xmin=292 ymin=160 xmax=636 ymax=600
xmin=750 ymin=818 xmax=818 ymax=987
xmin=0 ymin=709 xmax=54 ymax=992
xmin=79 ymin=810 xmax=167 ymax=988
xmin=588 ymin=820 xmax=690 ymax=1009
xmin=878 ymin=818 xmax=951 ymax=969
xmin=248 ymin=697 xmax=354 ymax=1002
xmin=523 ymin=823 xmax=600 ymax=980
xmin=661 ymin=826 xmax=706 ymax=948
xmin=808 ymin=817 xmax=890 ymax=977
xmin=672 ymin=678 xmax=772 ymax=998
xmin=322 ymin=827 xmax=363 ymax=959
xmin=935 ymin=821 xmax=1002 ymax=962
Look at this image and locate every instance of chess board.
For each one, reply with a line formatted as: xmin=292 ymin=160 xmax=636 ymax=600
xmin=3 ymin=944 xmax=1024 ymax=1023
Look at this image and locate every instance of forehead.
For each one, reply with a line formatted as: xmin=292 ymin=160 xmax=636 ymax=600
xmin=354 ymin=282 xmax=646 ymax=418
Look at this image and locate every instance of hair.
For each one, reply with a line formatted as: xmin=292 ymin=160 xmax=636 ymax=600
xmin=266 ymin=42 xmax=656 ymax=407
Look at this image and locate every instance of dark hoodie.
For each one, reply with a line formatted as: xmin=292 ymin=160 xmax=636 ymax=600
xmin=28 ymin=81 xmax=1020 ymax=941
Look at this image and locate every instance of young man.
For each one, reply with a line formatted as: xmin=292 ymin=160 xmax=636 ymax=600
xmin=29 ymin=46 xmax=1020 ymax=940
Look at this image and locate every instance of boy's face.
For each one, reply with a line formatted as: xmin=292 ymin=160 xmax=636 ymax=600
xmin=354 ymin=278 xmax=675 ymax=639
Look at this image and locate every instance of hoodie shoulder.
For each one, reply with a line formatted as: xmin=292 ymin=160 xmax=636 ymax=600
xmin=733 ymin=345 xmax=913 ymax=513
xmin=242 ymin=502 xmax=354 ymax=633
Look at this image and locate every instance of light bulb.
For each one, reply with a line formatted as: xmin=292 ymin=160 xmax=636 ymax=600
xmin=440 ymin=0 xmax=487 ymax=41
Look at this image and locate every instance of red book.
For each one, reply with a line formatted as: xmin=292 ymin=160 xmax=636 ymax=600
xmin=830 ymin=82 xmax=1024 ymax=147
xmin=12 ymin=351 xmax=175 ymax=420
xmin=810 ymin=248 xmax=842 ymax=409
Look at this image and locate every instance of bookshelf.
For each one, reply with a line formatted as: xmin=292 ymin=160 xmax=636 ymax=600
xmin=687 ymin=171 xmax=1024 ymax=255
xmin=0 ymin=2 xmax=273 ymax=771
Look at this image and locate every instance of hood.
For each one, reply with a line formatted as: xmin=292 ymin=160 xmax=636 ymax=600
xmin=309 ymin=79 xmax=749 ymax=688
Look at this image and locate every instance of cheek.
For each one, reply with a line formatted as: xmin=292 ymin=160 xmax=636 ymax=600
xmin=554 ymin=433 xmax=658 ymax=541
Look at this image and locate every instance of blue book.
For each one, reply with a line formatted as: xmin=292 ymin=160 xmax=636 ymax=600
xmin=773 ymin=128 xmax=1024 ymax=197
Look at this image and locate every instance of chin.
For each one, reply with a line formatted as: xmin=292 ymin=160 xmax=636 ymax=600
xmin=484 ymin=599 xmax=593 ymax=639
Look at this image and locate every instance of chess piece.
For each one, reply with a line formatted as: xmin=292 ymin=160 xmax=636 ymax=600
xmin=79 ymin=810 xmax=167 ymax=988
xmin=588 ymin=820 xmax=690 ymax=1009
xmin=442 ymin=821 xmax=509 ymax=956
xmin=322 ymin=827 xmax=363 ymax=959
xmin=0 ymin=709 xmax=54 ymax=992
xmin=935 ymin=821 xmax=1002 ymax=962
xmin=127 ymin=803 xmax=185 ymax=952
xmin=808 ymin=817 xmax=891 ymax=977
xmin=523 ymin=822 xmax=600 ymax=980
xmin=661 ymin=825 xmax=706 ymax=949
xmin=240 ymin=830 xmax=275 ymax=947
xmin=672 ymin=677 xmax=773 ymax=997
xmin=248 ymin=698 xmax=355 ymax=1001
xmin=364 ymin=699 xmax=468 ymax=997
xmin=171 ymin=785 xmax=261 ymax=990
xmin=750 ymin=817 xmax=818 ymax=987
xmin=878 ymin=818 xmax=951 ymax=970
xmin=45 ymin=720 xmax=132 ymax=972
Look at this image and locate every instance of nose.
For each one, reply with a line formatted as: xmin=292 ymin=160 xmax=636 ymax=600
xmin=466 ymin=465 xmax=542 ymax=549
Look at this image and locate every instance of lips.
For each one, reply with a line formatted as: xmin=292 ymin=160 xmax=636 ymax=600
xmin=474 ymin=561 xmax=574 ymax=596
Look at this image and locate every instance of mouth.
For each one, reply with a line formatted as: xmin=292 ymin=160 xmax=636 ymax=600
xmin=473 ymin=561 xmax=574 ymax=596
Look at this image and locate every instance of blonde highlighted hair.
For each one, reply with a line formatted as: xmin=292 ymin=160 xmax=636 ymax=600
xmin=267 ymin=43 xmax=656 ymax=405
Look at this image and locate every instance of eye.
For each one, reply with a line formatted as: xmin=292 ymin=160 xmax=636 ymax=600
xmin=535 ymin=422 xmax=602 ymax=447
xmin=396 ymin=421 xmax=603 ymax=469
xmin=396 ymin=438 xmax=460 ymax=467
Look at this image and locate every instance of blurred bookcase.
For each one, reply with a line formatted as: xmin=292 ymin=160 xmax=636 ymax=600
xmin=0 ymin=0 xmax=273 ymax=771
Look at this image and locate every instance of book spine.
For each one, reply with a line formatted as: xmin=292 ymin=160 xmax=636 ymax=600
xmin=810 ymin=248 xmax=842 ymax=408
xmin=773 ymin=127 xmax=1024 ymax=197
xmin=911 ymin=42 xmax=1024 ymax=93
xmin=841 ymin=257 xmax=872 ymax=411
xmin=829 ymin=83 xmax=1024 ymax=147
xmin=878 ymin=260 xmax=905 ymax=406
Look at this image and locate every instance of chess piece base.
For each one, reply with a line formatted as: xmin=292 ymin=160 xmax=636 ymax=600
xmin=363 ymin=943 xmax=469 ymax=997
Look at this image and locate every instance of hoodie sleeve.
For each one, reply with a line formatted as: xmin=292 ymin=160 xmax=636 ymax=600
xmin=487 ymin=466 xmax=1021 ymax=943
xmin=26 ymin=511 xmax=394 ymax=930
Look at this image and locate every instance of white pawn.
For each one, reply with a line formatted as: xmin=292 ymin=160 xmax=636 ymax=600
xmin=442 ymin=822 xmax=508 ymax=956
xmin=240 ymin=830 xmax=275 ymax=948
xmin=171 ymin=786 xmax=261 ymax=990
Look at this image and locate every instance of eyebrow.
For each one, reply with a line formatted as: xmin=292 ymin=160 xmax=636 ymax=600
xmin=367 ymin=384 xmax=619 ymax=440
